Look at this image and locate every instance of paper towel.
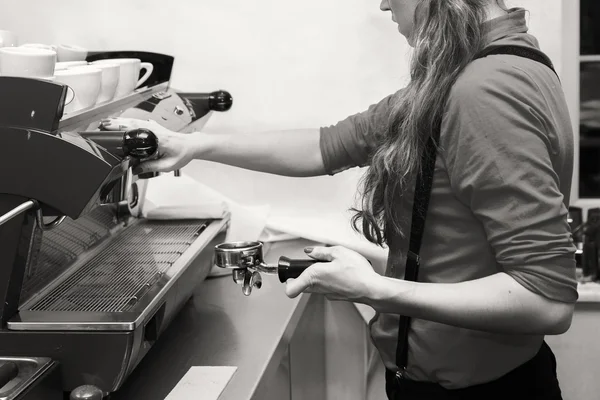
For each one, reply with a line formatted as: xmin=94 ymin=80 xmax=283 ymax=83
xmin=164 ymin=366 xmax=237 ymax=400
xmin=141 ymin=174 xmax=271 ymax=243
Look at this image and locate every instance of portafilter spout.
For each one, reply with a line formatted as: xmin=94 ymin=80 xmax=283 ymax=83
xmin=214 ymin=241 xmax=316 ymax=296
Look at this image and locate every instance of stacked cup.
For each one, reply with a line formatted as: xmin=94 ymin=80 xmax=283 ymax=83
xmin=0 ymin=46 xmax=56 ymax=81
xmin=0 ymin=30 xmax=155 ymax=115
xmin=0 ymin=31 xmax=54 ymax=81
xmin=54 ymin=57 xmax=154 ymax=114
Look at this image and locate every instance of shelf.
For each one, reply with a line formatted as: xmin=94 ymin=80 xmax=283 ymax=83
xmin=580 ymin=136 xmax=600 ymax=147
xmin=58 ymin=82 xmax=169 ymax=131
xmin=580 ymin=55 xmax=600 ymax=63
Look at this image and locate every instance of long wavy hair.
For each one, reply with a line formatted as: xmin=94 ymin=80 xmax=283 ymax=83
xmin=352 ymin=0 xmax=501 ymax=246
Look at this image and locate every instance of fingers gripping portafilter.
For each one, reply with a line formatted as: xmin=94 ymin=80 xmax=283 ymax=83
xmin=214 ymin=241 xmax=316 ymax=296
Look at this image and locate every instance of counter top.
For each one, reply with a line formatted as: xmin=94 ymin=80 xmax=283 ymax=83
xmin=110 ymin=238 xmax=318 ymax=400
xmin=577 ymin=281 xmax=600 ymax=302
xmin=110 ymin=237 xmax=600 ymax=399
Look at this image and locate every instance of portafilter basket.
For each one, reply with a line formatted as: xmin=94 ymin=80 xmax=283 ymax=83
xmin=214 ymin=241 xmax=316 ymax=296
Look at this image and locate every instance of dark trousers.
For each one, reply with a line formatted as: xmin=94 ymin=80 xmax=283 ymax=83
xmin=385 ymin=342 xmax=562 ymax=400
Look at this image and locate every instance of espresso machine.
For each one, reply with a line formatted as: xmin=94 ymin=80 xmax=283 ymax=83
xmin=0 ymin=51 xmax=232 ymax=399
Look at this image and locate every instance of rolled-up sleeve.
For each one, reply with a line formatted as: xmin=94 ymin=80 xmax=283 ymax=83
xmin=319 ymin=90 xmax=401 ymax=175
xmin=440 ymin=66 xmax=578 ymax=303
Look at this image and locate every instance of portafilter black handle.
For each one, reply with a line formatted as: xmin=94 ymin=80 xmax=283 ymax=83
xmin=277 ymin=256 xmax=316 ymax=283
xmin=208 ymin=90 xmax=233 ymax=112
xmin=122 ymin=128 xmax=159 ymax=159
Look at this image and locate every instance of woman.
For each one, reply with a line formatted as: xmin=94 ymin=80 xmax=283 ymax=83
xmin=104 ymin=1 xmax=577 ymax=399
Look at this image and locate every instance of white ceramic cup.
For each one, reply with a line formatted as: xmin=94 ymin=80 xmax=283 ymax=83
xmin=73 ymin=63 xmax=119 ymax=104
xmin=40 ymin=76 xmax=76 ymax=105
xmin=54 ymin=66 xmax=102 ymax=114
xmin=20 ymin=43 xmax=57 ymax=51
xmin=91 ymin=58 xmax=153 ymax=98
xmin=0 ymin=47 xmax=56 ymax=78
xmin=55 ymin=61 xmax=88 ymax=71
xmin=57 ymin=44 xmax=87 ymax=62
xmin=0 ymin=30 xmax=18 ymax=47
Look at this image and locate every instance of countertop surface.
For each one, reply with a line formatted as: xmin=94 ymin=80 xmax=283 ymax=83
xmin=577 ymin=281 xmax=600 ymax=302
xmin=109 ymin=238 xmax=318 ymax=400
xmin=108 ymin=237 xmax=600 ymax=399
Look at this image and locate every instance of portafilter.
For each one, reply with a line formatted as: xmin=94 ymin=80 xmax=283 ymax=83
xmin=214 ymin=241 xmax=316 ymax=296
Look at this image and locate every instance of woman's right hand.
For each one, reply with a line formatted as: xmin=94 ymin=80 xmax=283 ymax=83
xmin=101 ymin=118 xmax=197 ymax=174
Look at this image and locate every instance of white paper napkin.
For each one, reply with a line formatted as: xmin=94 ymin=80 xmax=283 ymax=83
xmin=141 ymin=174 xmax=271 ymax=243
xmin=164 ymin=366 xmax=237 ymax=400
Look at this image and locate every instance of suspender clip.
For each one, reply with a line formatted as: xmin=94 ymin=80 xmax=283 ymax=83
xmin=407 ymin=251 xmax=420 ymax=266
xmin=395 ymin=367 xmax=407 ymax=382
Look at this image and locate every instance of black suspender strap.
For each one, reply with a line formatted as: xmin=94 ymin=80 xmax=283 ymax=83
xmin=392 ymin=45 xmax=558 ymax=381
xmin=476 ymin=45 xmax=559 ymax=79
xmin=394 ymin=130 xmax=440 ymax=378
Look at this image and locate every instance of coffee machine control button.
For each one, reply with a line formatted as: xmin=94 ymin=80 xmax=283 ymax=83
xmin=174 ymin=106 xmax=185 ymax=116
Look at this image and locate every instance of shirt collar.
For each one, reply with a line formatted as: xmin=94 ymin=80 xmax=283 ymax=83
xmin=484 ymin=7 xmax=529 ymax=44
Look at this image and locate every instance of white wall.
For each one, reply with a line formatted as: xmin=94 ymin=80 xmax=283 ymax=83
xmin=0 ymin=0 xmax=571 ymax=228
xmin=509 ymin=0 xmax=563 ymax=74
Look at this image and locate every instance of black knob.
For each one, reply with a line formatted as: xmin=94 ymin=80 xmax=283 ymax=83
xmin=208 ymin=90 xmax=233 ymax=112
xmin=122 ymin=128 xmax=158 ymax=159
xmin=277 ymin=256 xmax=316 ymax=283
xmin=70 ymin=385 xmax=104 ymax=400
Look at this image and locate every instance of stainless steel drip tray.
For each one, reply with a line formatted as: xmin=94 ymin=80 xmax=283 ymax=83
xmin=0 ymin=357 xmax=54 ymax=400
xmin=8 ymin=217 xmax=228 ymax=332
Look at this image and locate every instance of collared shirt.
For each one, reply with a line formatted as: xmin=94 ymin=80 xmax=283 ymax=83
xmin=319 ymin=8 xmax=577 ymax=389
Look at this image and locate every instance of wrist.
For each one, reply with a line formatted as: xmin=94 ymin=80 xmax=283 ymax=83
xmin=366 ymin=275 xmax=412 ymax=314
xmin=365 ymin=274 xmax=389 ymax=309
xmin=189 ymin=132 xmax=217 ymax=160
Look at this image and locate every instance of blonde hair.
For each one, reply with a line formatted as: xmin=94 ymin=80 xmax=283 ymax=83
xmin=352 ymin=0 xmax=494 ymax=245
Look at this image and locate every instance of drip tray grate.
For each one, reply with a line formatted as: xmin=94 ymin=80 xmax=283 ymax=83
xmin=27 ymin=220 xmax=207 ymax=313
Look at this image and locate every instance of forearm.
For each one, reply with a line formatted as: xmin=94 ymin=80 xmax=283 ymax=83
xmin=190 ymin=129 xmax=327 ymax=177
xmin=367 ymin=272 xmax=574 ymax=335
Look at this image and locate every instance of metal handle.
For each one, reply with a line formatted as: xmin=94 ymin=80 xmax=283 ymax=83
xmin=0 ymin=200 xmax=65 ymax=231
xmin=0 ymin=200 xmax=36 ymax=227
xmin=35 ymin=208 xmax=67 ymax=231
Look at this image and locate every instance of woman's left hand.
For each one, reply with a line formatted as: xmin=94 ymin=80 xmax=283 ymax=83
xmin=285 ymin=246 xmax=381 ymax=303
